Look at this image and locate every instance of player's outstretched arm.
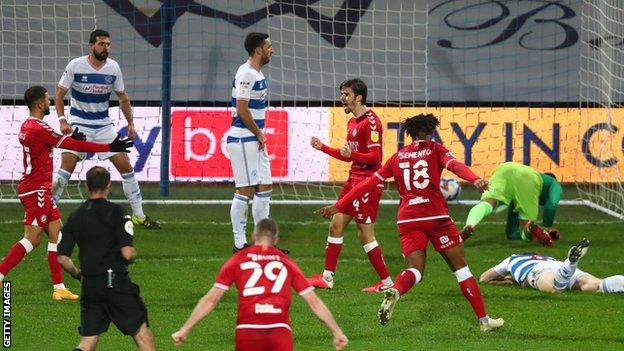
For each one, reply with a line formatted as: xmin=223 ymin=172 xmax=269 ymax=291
xmin=172 ymin=287 xmax=226 ymax=347
xmin=446 ymin=160 xmax=488 ymax=191
xmin=301 ymin=291 xmax=348 ymax=350
xmin=479 ymin=268 xmax=514 ymax=285
xmin=314 ymin=175 xmax=382 ymax=218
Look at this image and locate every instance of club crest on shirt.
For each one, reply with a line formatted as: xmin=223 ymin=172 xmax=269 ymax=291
xmin=352 ymin=129 xmax=357 ymax=137
xmin=370 ymin=130 xmax=379 ymax=142
xmin=105 ymin=75 xmax=114 ymax=84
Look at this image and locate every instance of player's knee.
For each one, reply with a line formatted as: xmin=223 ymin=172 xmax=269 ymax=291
xmin=236 ymin=187 xmax=255 ymax=198
xmin=328 ymin=222 xmax=345 ymax=237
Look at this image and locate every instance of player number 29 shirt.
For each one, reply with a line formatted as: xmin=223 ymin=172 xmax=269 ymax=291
xmin=214 ymin=245 xmax=313 ymax=330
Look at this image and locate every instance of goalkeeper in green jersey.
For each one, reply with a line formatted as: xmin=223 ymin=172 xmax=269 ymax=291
xmin=461 ymin=162 xmax=563 ymax=246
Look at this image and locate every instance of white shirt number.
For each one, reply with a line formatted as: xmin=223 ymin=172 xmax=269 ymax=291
xmin=398 ymin=160 xmax=430 ymax=190
xmin=240 ymin=261 xmax=288 ymax=297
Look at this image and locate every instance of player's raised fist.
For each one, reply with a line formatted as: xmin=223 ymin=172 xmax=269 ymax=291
xmin=340 ymin=143 xmax=352 ymax=158
xmin=310 ymin=136 xmax=323 ymax=150
xmin=315 ymin=205 xmax=339 ymax=218
xmin=108 ymin=134 xmax=134 ymax=153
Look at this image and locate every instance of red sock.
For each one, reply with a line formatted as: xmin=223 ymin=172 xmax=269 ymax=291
xmin=324 ymin=237 xmax=343 ymax=272
xmin=364 ymin=244 xmax=390 ymax=280
xmin=458 ymin=276 xmax=487 ymax=319
xmin=393 ymin=268 xmax=422 ymax=295
xmin=47 ymin=251 xmax=63 ymax=285
xmin=0 ymin=241 xmax=29 ymax=276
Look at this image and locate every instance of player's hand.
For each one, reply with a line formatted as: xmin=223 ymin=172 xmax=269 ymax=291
xmin=315 ymin=205 xmax=339 ymax=218
xmin=70 ymin=127 xmax=86 ymax=141
xmin=171 ymin=330 xmax=187 ymax=346
xmin=126 ymin=124 xmax=137 ymax=139
xmin=257 ymin=132 xmax=266 ymax=150
xmin=108 ymin=134 xmax=134 ymax=153
xmin=310 ymin=136 xmax=323 ymax=150
xmin=340 ymin=143 xmax=352 ymax=158
xmin=473 ymin=178 xmax=488 ymax=192
xmin=333 ymin=332 xmax=348 ymax=350
xmin=59 ymin=119 xmax=73 ymax=135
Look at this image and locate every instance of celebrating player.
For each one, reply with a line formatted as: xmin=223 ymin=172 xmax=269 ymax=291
xmin=316 ymin=113 xmax=504 ymax=331
xmin=480 ymin=239 xmax=624 ymax=294
xmin=307 ymin=78 xmax=393 ymax=292
xmin=0 ymin=85 xmax=132 ymax=299
xmin=461 ymin=162 xmax=563 ymax=246
xmin=52 ymin=29 xmax=160 ymax=229
xmin=171 ymin=218 xmax=348 ymax=351
xmin=226 ymin=32 xmax=274 ymax=251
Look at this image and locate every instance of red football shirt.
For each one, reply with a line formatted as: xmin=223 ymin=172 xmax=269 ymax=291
xmin=345 ymin=109 xmax=383 ymax=179
xmin=214 ymin=245 xmax=314 ymax=330
xmin=375 ymin=140 xmax=457 ymax=223
xmin=18 ymin=118 xmax=71 ymax=195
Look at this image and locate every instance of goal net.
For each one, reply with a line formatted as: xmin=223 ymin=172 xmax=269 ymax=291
xmin=578 ymin=1 xmax=624 ymax=219
xmin=0 ymin=1 xmax=622 ymax=216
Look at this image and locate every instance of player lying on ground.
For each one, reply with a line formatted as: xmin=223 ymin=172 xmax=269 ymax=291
xmin=316 ymin=113 xmax=504 ymax=332
xmin=461 ymin=162 xmax=563 ymax=246
xmin=172 ymin=218 xmax=348 ymax=351
xmin=480 ymin=239 xmax=624 ymax=294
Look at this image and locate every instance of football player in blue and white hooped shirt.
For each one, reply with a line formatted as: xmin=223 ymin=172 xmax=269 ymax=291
xmin=226 ymin=32 xmax=274 ymax=250
xmin=480 ymin=239 xmax=624 ymax=294
xmin=52 ymin=29 xmax=159 ymax=229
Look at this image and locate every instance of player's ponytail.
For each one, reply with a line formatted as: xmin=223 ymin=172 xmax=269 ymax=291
xmin=401 ymin=113 xmax=440 ymax=139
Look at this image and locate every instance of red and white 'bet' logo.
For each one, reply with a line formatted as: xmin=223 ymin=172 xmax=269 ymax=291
xmin=170 ymin=110 xmax=289 ymax=179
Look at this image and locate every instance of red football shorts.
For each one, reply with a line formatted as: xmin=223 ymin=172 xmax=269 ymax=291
xmin=19 ymin=190 xmax=60 ymax=227
xmin=235 ymin=327 xmax=293 ymax=351
xmin=397 ymin=217 xmax=463 ymax=255
xmin=337 ymin=177 xmax=383 ymax=224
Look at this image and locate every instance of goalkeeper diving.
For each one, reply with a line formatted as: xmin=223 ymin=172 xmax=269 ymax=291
xmin=461 ymin=162 xmax=563 ymax=246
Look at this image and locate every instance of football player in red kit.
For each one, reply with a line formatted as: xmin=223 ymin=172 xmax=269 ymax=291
xmin=308 ymin=78 xmax=392 ymax=292
xmin=0 ymin=85 xmax=132 ymax=300
xmin=171 ymin=218 xmax=348 ymax=351
xmin=317 ymin=113 xmax=504 ymax=332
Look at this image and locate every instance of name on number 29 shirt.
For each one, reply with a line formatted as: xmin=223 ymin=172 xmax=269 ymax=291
xmin=214 ymin=245 xmax=313 ymax=331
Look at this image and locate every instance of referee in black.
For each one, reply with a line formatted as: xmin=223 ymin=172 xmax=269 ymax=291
xmin=57 ymin=166 xmax=155 ymax=351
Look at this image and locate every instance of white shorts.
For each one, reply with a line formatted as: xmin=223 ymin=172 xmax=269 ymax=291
xmin=527 ymin=262 xmax=590 ymax=290
xmin=226 ymin=138 xmax=272 ymax=187
xmin=64 ymin=124 xmax=118 ymax=161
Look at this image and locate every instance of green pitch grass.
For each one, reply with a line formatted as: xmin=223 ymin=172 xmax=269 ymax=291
xmin=0 ymin=189 xmax=622 ymax=350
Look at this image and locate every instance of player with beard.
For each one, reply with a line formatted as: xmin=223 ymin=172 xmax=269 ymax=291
xmin=52 ymin=29 xmax=160 ymax=229
xmin=0 ymin=85 xmax=133 ymax=299
xmin=307 ymin=79 xmax=393 ymax=293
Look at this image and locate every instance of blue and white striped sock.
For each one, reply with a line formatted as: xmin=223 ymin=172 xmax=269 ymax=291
xmin=52 ymin=169 xmax=72 ymax=203
xmin=554 ymin=259 xmax=577 ymax=290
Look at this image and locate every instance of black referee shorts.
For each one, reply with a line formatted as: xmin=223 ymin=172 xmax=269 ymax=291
xmin=79 ymin=274 xmax=149 ymax=336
